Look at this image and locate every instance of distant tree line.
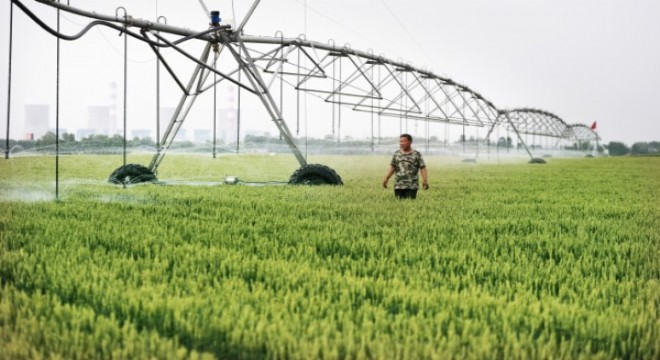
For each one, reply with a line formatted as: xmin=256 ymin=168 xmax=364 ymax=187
xmin=1 ymin=132 xmax=159 ymax=151
xmin=607 ymin=141 xmax=660 ymax=156
xmin=3 ymin=132 xmax=658 ymax=157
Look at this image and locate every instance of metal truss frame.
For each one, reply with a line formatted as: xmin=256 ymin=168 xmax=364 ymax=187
xmin=14 ymin=0 xmax=601 ymax=170
xmin=486 ymin=108 xmax=600 ymax=155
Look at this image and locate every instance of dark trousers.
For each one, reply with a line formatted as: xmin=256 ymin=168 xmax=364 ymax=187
xmin=394 ymin=189 xmax=418 ymax=199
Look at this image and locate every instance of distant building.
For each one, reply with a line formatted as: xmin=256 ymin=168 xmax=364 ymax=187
xmin=158 ymin=106 xmax=240 ymax=143
xmin=132 ymin=129 xmax=152 ymax=139
xmin=220 ymin=85 xmax=238 ymax=144
xmin=194 ymin=129 xmax=212 ymax=144
xmin=50 ymin=127 xmax=68 ymax=135
xmin=218 ymin=108 xmax=237 ymax=143
xmin=88 ymin=106 xmax=114 ymax=136
xmin=76 ymin=128 xmax=96 ymax=140
xmin=174 ymin=129 xmax=188 ymax=142
xmin=25 ymin=104 xmax=50 ymax=140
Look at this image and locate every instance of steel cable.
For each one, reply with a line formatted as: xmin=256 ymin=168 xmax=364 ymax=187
xmin=11 ymin=0 xmax=221 ymax=48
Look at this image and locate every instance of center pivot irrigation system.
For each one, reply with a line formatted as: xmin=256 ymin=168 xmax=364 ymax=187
xmin=8 ymin=0 xmax=601 ymax=186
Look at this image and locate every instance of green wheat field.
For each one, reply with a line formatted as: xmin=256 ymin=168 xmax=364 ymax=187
xmin=1 ymin=154 xmax=658 ymax=359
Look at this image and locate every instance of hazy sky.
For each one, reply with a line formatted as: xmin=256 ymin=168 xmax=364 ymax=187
xmin=1 ymin=0 xmax=659 ymax=145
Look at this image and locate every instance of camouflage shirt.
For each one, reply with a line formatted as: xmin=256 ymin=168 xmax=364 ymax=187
xmin=390 ymin=149 xmax=426 ymax=190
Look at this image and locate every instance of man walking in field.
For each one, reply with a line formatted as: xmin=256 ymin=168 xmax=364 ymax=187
xmin=382 ymin=134 xmax=429 ymax=199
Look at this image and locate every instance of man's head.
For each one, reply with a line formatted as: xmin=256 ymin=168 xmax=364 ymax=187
xmin=399 ymin=134 xmax=413 ymax=151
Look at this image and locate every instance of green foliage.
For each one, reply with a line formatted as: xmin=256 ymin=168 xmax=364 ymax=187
xmin=35 ymin=131 xmax=58 ymax=147
xmin=566 ymin=141 xmax=593 ymax=151
xmin=1 ymin=155 xmax=659 ymax=359
xmin=632 ymin=142 xmax=650 ymax=155
xmin=631 ymin=141 xmax=660 ymax=155
xmin=497 ymin=136 xmax=513 ymax=148
xmin=607 ymin=141 xmax=630 ymax=156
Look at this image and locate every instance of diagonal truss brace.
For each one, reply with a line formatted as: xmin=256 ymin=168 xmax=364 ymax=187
xmin=226 ymin=40 xmax=307 ymax=166
xmin=149 ymin=42 xmax=217 ymax=173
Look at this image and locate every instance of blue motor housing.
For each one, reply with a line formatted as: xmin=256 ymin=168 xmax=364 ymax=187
xmin=211 ymin=11 xmax=220 ymax=26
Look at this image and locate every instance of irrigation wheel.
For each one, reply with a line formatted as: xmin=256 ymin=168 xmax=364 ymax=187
xmin=288 ymin=164 xmax=343 ymax=185
xmin=108 ymin=164 xmax=157 ymax=185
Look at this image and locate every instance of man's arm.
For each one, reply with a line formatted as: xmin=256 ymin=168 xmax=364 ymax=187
xmin=383 ymin=165 xmax=395 ymax=188
xmin=420 ymin=167 xmax=429 ymax=190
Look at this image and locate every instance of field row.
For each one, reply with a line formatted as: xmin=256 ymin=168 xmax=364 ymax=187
xmin=1 ymin=155 xmax=659 ymax=358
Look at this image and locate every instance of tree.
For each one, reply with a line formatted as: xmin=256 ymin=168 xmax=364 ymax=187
xmin=245 ymin=134 xmax=267 ymax=143
xmin=569 ymin=141 xmax=591 ymax=151
xmin=36 ymin=131 xmax=57 ymax=147
xmin=110 ymin=134 xmax=124 ymax=147
xmin=136 ymin=137 xmax=155 ymax=146
xmin=631 ymin=142 xmax=649 ymax=155
xmin=496 ymin=136 xmax=514 ymax=148
xmin=81 ymin=134 xmax=110 ymax=147
xmin=607 ymin=141 xmax=629 ymax=156
xmin=61 ymin=133 xmax=75 ymax=143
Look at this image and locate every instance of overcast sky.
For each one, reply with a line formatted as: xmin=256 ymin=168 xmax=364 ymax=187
xmin=1 ymin=0 xmax=659 ymax=145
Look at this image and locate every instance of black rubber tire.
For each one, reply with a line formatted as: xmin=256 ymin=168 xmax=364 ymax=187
xmin=108 ymin=164 xmax=157 ymax=185
xmin=288 ymin=164 xmax=343 ymax=185
xmin=528 ymin=158 xmax=547 ymax=164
